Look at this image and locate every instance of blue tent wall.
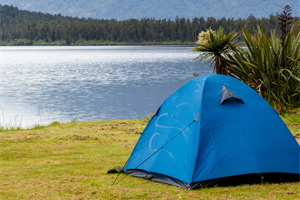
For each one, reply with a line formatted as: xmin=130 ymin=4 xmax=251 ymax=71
xmin=124 ymin=75 xmax=300 ymax=188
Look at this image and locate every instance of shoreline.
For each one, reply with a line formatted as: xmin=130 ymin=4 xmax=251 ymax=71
xmin=0 ymin=40 xmax=246 ymax=47
xmin=0 ymin=41 xmax=197 ymax=47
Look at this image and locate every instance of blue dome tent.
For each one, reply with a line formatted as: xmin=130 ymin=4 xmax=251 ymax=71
xmin=124 ymin=75 xmax=300 ymax=190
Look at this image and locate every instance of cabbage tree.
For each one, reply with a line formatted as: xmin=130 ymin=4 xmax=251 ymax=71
xmin=193 ymin=27 xmax=238 ymax=75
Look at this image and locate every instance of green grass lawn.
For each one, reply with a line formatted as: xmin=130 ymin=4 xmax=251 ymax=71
xmin=0 ymin=118 xmax=299 ymax=199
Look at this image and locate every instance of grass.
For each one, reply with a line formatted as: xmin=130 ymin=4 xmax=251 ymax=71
xmin=0 ymin=116 xmax=299 ymax=199
xmin=0 ymin=123 xmax=47 ymax=132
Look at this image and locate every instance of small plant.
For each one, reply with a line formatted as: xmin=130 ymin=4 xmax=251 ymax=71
xmin=0 ymin=113 xmax=24 ymax=131
xmin=50 ymin=121 xmax=60 ymax=126
xmin=142 ymin=112 xmax=154 ymax=121
xmin=31 ymin=124 xmax=45 ymax=130
xmin=71 ymin=117 xmax=78 ymax=123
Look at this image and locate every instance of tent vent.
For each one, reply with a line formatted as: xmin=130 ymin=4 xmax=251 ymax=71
xmin=220 ymin=85 xmax=244 ymax=105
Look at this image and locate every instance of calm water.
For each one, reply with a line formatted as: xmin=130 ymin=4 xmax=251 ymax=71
xmin=0 ymin=46 xmax=212 ymax=127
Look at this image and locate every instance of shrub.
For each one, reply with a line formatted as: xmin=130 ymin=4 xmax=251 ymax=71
xmin=227 ymin=25 xmax=300 ymax=112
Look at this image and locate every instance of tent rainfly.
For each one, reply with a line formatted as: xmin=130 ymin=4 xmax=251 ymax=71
xmin=124 ymin=74 xmax=300 ymax=190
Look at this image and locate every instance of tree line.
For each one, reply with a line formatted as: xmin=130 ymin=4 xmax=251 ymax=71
xmin=0 ymin=4 xmax=299 ymax=45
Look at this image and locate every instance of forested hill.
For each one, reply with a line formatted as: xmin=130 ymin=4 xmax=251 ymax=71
xmin=0 ymin=4 xmax=299 ymax=46
xmin=1 ymin=0 xmax=299 ymax=20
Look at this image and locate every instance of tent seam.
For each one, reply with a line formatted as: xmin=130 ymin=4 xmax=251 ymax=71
xmin=190 ymin=75 xmax=212 ymax=183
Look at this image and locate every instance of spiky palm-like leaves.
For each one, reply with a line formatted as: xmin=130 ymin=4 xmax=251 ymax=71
xmin=193 ymin=27 xmax=238 ymax=75
xmin=227 ymin=25 xmax=300 ymax=112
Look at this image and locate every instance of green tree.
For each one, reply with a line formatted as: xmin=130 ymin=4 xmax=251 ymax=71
xmin=193 ymin=27 xmax=238 ymax=75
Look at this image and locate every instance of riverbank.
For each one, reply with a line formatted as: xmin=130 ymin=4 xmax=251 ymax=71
xmin=0 ymin=115 xmax=299 ymax=199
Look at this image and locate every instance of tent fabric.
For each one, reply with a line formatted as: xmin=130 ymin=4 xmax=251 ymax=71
xmin=124 ymin=74 xmax=300 ymax=189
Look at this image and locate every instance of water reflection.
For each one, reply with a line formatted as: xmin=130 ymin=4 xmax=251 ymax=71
xmin=0 ymin=46 xmax=212 ymax=127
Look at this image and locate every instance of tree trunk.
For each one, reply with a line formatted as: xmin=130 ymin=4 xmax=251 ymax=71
xmin=215 ymin=56 xmax=228 ymax=75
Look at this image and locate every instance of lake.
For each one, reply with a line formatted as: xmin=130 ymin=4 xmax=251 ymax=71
xmin=0 ymin=46 xmax=212 ymax=128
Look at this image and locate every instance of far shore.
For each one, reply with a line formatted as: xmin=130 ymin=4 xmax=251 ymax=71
xmin=0 ymin=40 xmax=246 ymax=47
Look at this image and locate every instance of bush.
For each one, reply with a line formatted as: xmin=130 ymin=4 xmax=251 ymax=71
xmin=227 ymin=25 xmax=300 ymax=112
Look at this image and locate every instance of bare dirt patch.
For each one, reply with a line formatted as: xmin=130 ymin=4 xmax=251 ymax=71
xmin=68 ymin=135 xmax=98 ymax=140
xmin=9 ymin=135 xmax=42 ymax=141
